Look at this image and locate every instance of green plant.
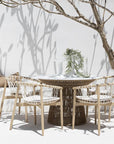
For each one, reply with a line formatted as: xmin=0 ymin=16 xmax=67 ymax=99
xmin=64 ymin=48 xmax=88 ymax=77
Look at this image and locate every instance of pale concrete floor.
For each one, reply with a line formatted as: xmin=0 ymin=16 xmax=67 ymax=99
xmin=0 ymin=110 xmax=114 ymax=144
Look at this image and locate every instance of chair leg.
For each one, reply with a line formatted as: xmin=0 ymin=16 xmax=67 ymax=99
xmin=34 ymin=106 xmax=36 ymax=125
xmin=18 ymin=98 xmax=21 ymax=115
xmin=95 ymin=106 xmax=97 ymax=125
xmin=60 ymin=102 xmax=63 ymax=129
xmin=104 ymin=106 xmax=107 ymax=113
xmin=72 ymin=99 xmax=76 ymax=129
xmin=0 ymin=95 xmax=5 ymax=118
xmin=97 ymin=105 xmax=100 ymax=136
xmin=25 ymin=106 xmax=28 ymax=122
xmin=60 ymin=89 xmax=63 ymax=129
xmin=86 ymin=106 xmax=88 ymax=118
xmin=41 ymin=105 xmax=44 ymax=136
xmin=0 ymin=85 xmax=6 ymax=118
xmin=10 ymin=97 xmax=18 ymax=130
xmin=109 ymin=105 xmax=112 ymax=122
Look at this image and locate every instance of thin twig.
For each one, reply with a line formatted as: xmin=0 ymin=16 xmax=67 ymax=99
xmin=94 ymin=1 xmax=114 ymax=15
xmin=80 ymin=0 xmax=114 ymax=15
xmin=68 ymin=0 xmax=96 ymax=26
xmin=37 ymin=0 xmax=62 ymax=15
xmin=103 ymin=14 xmax=113 ymax=25
xmin=102 ymin=0 xmax=106 ymax=22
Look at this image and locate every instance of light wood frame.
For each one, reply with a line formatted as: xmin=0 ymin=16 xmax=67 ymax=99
xmin=72 ymin=83 xmax=112 ymax=136
xmin=86 ymin=75 xmax=114 ymax=117
xmin=108 ymin=82 xmax=114 ymax=121
xmin=9 ymin=81 xmax=63 ymax=136
xmin=0 ymin=76 xmax=40 ymax=123
xmin=0 ymin=78 xmax=25 ymax=118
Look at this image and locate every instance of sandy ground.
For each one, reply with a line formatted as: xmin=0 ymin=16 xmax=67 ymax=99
xmin=0 ymin=109 xmax=114 ymax=144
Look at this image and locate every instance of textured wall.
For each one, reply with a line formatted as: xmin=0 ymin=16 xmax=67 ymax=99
xmin=0 ymin=1 xmax=114 ymax=112
xmin=0 ymin=2 xmax=114 ymax=77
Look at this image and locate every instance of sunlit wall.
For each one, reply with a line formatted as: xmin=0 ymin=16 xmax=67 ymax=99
xmin=0 ymin=1 xmax=114 ymax=77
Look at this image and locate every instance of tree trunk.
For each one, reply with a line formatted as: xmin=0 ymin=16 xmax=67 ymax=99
xmin=98 ymin=30 xmax=114 ymax=69
xmin=90 ymin=0 xmax=114 ymax=69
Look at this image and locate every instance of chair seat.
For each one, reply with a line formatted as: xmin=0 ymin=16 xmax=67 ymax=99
xmin=89 ymin=88 xmax=109 ymax=95
xmin=76 ymin=95 xmax=112 ymax=103
xmin=23 ymin=95 xmax=60 ymax=104
xmin=100 ymin=90 xmax=109 ymax=95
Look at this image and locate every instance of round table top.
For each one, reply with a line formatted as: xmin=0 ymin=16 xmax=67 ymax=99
xmin=38 ymin=75 xmax=97 ymax=87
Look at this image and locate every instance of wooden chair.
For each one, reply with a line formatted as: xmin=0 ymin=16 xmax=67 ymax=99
xmin=108 ymin=82 xmax=114 ymax=121
xmin=86 ymin=75 xmax=114 ymax=117
xmin=0 ymin=74 xmax=22 ymax=117
xmin=0 ymin=75 xmax=39 ymax=123
xmin=72 ymin=83 xmax=112 ymax=136
xmin=104 ymin=76 xmax=114 ymax=113
xmin=8 ymin=76 xmax=63 ymax=136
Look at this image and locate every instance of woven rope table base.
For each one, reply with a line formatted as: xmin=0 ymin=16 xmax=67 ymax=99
xmin=40 ymin=78 xmax=95 ymax=126
xmin=48 ymin=87 xmax=86 ymax=126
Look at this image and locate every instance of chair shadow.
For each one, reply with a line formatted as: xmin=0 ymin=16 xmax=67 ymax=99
xmin=67 ymin=110 xmax=114 ymax=136
xmin=1 ymin=110 xmax=114 ymax=136
xmin=0 ymin=112 xmax=61 ymax=136
xmin=74 ymin=123 xmax=103 ymax=136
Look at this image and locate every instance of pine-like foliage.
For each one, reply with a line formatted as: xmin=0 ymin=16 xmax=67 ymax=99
xmin=64 ymin=48 xmax=88 ymax=77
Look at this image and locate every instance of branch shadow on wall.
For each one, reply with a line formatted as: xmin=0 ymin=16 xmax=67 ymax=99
xmin=89 ymin=28 xmax=114 ymax=77
xmin=2 ymin=44 xmax=13 ymax=75
xmin=10 ymin=4 xmax=58 ymax=76
xmin=97 ymin=27 xmax=114 ymax=76
xmin=89 ymin=34 xmax=97 ymax=76
xmin=0 ymin=13 xmax=5 ymax=74
xmin=0 ymin=12 xmax=14 ymax=75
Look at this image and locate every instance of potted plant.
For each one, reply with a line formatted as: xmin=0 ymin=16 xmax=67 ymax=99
xmin=64 ymin=48 xmax=89 ymax=77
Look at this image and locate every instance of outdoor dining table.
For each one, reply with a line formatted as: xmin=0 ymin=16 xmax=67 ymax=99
xmin=39 ymin=75 xmax=96 ymax=126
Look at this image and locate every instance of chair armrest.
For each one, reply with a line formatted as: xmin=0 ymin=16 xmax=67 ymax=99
xmin=73 ymin=83 xmax=107 ymax=90
xmin=107 ymin=83 xmax=114 ymax=86
xmin=21 ymin=76 xmax=40 ymax=83
xmin=16 ymin=81 xmax=63 ymax=90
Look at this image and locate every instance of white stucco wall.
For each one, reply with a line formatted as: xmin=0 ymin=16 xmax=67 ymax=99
xmin=0 ymin=1 xmax=114 ymax=111
xmin=0 ymin=1 xmax=113 ymax=77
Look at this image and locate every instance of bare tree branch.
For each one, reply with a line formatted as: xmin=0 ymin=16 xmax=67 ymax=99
xmin=0 ymin=3 xmax=17 ymax=8
xmin=94 ymin=1 xmax=114 ymax=16
xmin=0 ymin=0 xmax=35 ymax=7
xmin=68 ymin=0 xmax=97 ymax=26
xmin=102 ymin=0 xmax=106 ymax=22
xmin=103 ymin=14 xmax=113 ymax=25
xmin=60 ymin=13 xmax=97 ymax=30
xmin=90 ymin=0 xmax=102 ymax=27
xmin=80 ymin=0 xmax=114 ymax=15
xmin=33 ymin=0 xmax=62 ymax=15
xmin=35 ymin=0 xmax=97 ymax=30
xmin=0 ymin=0 xmax=113 ymax=68
xmin=68 ymin=0 xmax=81 ymax=15
xmin=50 ymin=0 xmax=65 ymax=14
